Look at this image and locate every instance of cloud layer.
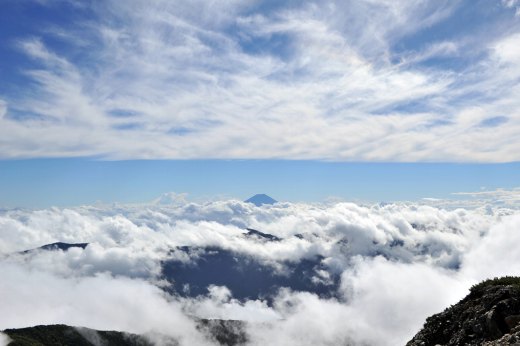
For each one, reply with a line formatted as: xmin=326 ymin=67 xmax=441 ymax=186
xmin=1 ymin=199 xmax=520 ymax=345
xmin=1 ymin=0 xmax=520 ymax=161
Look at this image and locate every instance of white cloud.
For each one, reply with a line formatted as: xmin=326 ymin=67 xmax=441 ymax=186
xmin=0 ymin=333 xmax=11 ymax=346
xmin=462 ymin=213 xmax=520 ymax=281
xmin=245 ymin=257 xmax=467 ymax=346
xmin=181 ymin=285 xmax=280 ymax=322
xmin=450 ymin=187 xmax=520 ymax=209
xmin=18 ymin=38 xmax=72 ymax=70
xmin=0 ymin=1 xmax=519 ymax=161
xmin=152 ymin=192 xmax=190 ymax=206
xmin=493 ymin=33 xmax=520 ymax=63
xmin=339 ymin=256 xmax=467 ymax=345
xmin=1 ymin=199 xmax=520 ymax=345
xmin=0 ymin=100 xmax=6 ymax=119
xmin=502 ymin=0 xmax=520 ymax=15
xmin=0 ymin=262 xmax=213 ymax=345
xmin=416 ymin=189 xmax=520 ymax=214
xmin=0 ymin=200 xmax=499 ymax=274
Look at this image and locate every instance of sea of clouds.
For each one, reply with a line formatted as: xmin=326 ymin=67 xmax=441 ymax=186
xmin=1 ymin=197 xmax=520 ymax=345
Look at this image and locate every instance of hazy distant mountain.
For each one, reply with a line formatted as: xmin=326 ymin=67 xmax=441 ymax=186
xmin=244 ymin=194 xmax=277 ymax=206
xmin=17 ymin=234 xmax=339 ymax=305
xmin=22 ymin=242 xmax=88 ymax=254
xmin=161 ymin=245 xmax=338 ymax=302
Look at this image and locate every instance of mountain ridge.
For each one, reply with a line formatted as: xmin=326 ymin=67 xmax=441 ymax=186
xmin=2 ymin=319 xmax=247 ymax=346
xmin=407 ymin=276 xmax=520 ymax=346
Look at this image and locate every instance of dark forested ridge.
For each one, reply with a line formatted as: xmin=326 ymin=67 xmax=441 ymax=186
xmin=2 ymin=320 xmax=247 ymax=346
xmin=2 ymin=325 xmax=153 ymax=346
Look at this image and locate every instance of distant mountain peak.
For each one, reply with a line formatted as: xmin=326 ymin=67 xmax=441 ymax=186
xmin=245 ymin=228 xmax=282 ymax=241
xmin=22 ymin=242 xmax=89 ymax=254
xmin=244 ymin=194 xmax=277 ymax=206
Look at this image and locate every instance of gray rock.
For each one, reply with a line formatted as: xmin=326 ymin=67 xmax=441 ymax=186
xmin=407 ymin=278 xmax=520 ymax=346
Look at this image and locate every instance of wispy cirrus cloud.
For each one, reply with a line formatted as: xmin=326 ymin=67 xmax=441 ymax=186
xmin=451 ymin=187 xmax=520 ymax=209
xmin=1 ymin=0 xmax=520 ymax=161
xmin=502 ymin=0 xmax=520 ymax=16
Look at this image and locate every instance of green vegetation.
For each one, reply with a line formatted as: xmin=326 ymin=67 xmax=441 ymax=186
xmin=3 ymin=321 xmax=247 ymax=346
xmin=470 ymin=276 xmax=520 ymax=294
xmin=3 ymin=325 xmax=153 ymax=346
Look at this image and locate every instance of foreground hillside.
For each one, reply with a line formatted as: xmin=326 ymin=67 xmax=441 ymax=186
xmin=407 ymin=277 xmax=520 ymax=346
xmin=2 ymin=320 xmax=246 ymax=346
xmin=3 ymin=325 xmax=152 ymax=346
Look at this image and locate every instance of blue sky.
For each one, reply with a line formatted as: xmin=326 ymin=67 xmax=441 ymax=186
xmin=0 ymin=159 xmax=518 ymax=208
xmin=0 ymin=1 xmax=519 ymax=206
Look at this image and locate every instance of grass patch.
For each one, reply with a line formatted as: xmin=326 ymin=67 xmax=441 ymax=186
xmin=470 ymin=276 xmax=520 ymax=293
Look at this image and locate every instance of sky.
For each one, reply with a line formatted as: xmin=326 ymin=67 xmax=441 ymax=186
xmin=0 ymin=159 xmax=519 ymax=207
xmin=2 ymin=3 xmax=520 ymax=343
xmin=1 ymin=0 xmax=520 ymax=206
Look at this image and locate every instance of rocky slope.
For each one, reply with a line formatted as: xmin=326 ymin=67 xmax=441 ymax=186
xmin=407 ymin=277 xmax=520 ymax=346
